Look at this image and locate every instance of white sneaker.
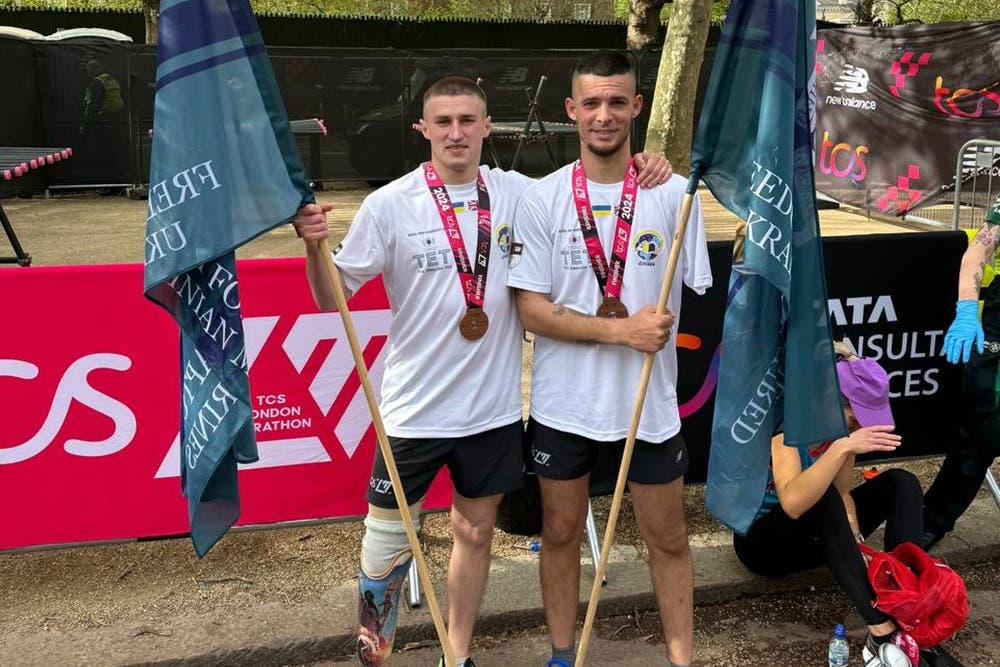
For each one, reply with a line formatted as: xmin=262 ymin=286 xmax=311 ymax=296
xmin=862 ymin=642 xmax=913 ymax=667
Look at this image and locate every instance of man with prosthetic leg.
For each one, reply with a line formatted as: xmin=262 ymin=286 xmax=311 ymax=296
xmin=292 ymin=75 xmax=674 ymax=667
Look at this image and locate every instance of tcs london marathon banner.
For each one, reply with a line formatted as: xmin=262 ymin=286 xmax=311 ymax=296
xmin=815 ymin=21 xmax=1000 ymax=215
xmin=0 ymin=233 xmax=970 ymax=550
xmin=0 ymin=260 xmax=452 ymax=551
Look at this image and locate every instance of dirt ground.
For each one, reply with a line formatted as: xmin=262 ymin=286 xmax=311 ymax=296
xmin=313 ymin=556 xmax=1000 ymax=666
xmin=0 ymin=458 xmax=975 ymax=641
xmin=0 ymin=188 xmax=976 ymax=654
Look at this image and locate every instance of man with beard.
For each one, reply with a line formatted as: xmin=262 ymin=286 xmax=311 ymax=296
xmin=508 ymin=50 xmax=712 ymax=667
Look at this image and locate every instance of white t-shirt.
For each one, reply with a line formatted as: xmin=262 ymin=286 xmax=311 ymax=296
xmin=334 ymin=164 xmax=533 ymax=438
xmin=507 ymin=164 xmax=713 ymax=442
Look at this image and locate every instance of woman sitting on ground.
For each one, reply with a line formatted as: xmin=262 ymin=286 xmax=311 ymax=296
xmin=732 ymin=343 xmax=924 ymax=665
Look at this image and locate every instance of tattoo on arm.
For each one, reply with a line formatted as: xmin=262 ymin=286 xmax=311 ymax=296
xmin=974 ymin=224 xmax=999 ymax=250
xmin=550 ymin=303 xmax=598 ymax=344
xmin=974 ymin=263 xmax=985 ymax=293
xmin=552 ymin=304 xmax=593 ymax=320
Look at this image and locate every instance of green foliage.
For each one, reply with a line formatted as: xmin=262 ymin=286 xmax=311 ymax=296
xmin=886 ymin=0 xmax=998 ymax=24
xmin=2 ymin=0 xmax=992 ymax=22
xmin=612 ymin=0 xmax=729 ymax=25
xmin=1 ymin=0 xmax=380 ymax=15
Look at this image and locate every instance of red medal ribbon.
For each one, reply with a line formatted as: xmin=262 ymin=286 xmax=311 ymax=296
xmin=423 ymin=162 xmax=493 ymax=310
xmin=570 ymin=158 xmax=639 ymax=301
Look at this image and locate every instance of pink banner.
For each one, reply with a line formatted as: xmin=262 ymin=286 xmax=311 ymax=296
xmin=0 ymin=259 xmax=450 ymax=551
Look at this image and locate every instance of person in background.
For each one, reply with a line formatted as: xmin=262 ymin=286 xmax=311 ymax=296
xmin=923 ymin=193 xmax=1000 ymax=551
xmin=79 ymin=58 xmax=125 ymax=193
xmin=732 ymin=342 xmax=926 ymax=666
xmin=82 ymin=58 xmax=124 ymax=128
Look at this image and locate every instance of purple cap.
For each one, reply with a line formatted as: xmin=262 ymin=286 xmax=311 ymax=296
xmin=837 ymin=357 xmax=894 ymax=427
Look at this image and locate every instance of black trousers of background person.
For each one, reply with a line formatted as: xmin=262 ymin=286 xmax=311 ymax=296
xmin=924 ymin=343 xmax=1000 ymax=537
xmin=733 ymin=469 xmax=924 ymax=626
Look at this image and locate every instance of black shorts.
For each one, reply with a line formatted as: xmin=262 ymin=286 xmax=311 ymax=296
xmin=367 ymin=420 xmax=525 ymax=509
xmin=527 ymin=417 xmax=688 ymax=485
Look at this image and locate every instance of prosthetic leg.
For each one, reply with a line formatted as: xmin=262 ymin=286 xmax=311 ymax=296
xmin=356 ymin=504 xmax=421 ymax=666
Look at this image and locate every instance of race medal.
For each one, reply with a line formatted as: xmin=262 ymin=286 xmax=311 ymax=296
xmin=571 ymin=159 xmax=639 ymax=317
xmin=459 ymin=307 xmax=489 ymax=340
xmin=422 ymin=163 xmax=493 ymax=342
xmin=596 ymin=297 xmax=629 ymax=319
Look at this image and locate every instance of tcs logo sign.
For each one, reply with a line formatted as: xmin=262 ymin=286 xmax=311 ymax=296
xmin=2 ymin=311 xmax=393 ymax=471
xmin=0 ymin=354 xmax=136 ymax=465
xmin=819 ymin=131 xmax=869 ymax=182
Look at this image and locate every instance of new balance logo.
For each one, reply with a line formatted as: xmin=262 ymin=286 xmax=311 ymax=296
xmin=499 ymin=67 xmax=529 ymax=85
xmin=833 ymin=64 xmax=870 ymax=94
xmin=344 ymin=67 xmax=375 ymax=85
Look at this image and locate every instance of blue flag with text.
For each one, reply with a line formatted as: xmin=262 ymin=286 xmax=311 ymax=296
xmin=688 ymin=0 xmax=847 ymax=535
xmin=143 ymin=0 xmax=312 ymax=556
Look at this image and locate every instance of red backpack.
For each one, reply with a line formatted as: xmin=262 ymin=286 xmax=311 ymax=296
xmin=859 ymin=542 xmax=969 ymax=647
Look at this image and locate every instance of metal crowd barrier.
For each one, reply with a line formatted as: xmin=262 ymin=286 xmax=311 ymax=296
xmin=952 ymin=138 xmax=1000 ymax=230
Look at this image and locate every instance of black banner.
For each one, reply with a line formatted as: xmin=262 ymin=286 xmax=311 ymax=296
xmin=673 ymin=231 xmax=965 ymax=485
xmin=815 ymin=21 xmax=1000 ymax=216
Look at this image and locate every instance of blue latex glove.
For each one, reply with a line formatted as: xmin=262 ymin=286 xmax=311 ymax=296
xmin=944 ymin=299 xmax=984 ymax=364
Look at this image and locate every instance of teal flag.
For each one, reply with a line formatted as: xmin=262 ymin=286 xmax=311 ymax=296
xmin=689 ymin=0 xmax=847 ymax=535
xmin=143 ymin=0 xmax=312 ymax=556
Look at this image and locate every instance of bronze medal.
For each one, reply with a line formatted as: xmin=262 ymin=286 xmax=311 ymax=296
xmin=596 ymin=297 xmax=629 ymax=319
xmin=459 ymin=307 xmax=489 ymax=340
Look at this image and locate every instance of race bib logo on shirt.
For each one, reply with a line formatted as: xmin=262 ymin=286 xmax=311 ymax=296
xmin=496 ymin=222 xmax=512 ymax=257
xmin=634 ymin=229 xmax=664 ymax=265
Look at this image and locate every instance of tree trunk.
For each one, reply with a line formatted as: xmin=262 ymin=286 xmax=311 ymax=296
xmin=642 ymin=0 xmax=712 ymax=176
xmin=143 ymin=0 xmax=160 ymax=45
xmin=627 ymin=0 xmax=666 ymax=51
xmin=853 ymin=0 xmax=876 ymax=24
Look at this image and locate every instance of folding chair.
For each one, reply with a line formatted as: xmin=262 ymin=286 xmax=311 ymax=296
xmin=486 ymin=76 xmax=576 ymax=172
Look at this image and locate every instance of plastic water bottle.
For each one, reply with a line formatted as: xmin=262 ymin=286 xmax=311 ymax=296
xmin=827 ymin=624 xmax=849 ymax=667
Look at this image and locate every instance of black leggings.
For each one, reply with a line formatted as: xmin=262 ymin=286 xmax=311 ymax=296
xmin=733 ymin=468 xmax=924 ymax=626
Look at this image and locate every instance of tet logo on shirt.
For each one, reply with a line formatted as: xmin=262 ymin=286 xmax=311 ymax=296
xmin=413 ymin=247 xmax=453 ymax=272
xmin=634 ymin=229 xmax=664 ymax=266
xmin=560 ymin=232 xmax=591 ymax=271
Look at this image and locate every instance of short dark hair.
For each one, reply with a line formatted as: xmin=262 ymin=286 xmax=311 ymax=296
xmin=572 ymin=50 xmax=634 ymax=79
xmin=423 ymin=75 xmax=487 ymax=107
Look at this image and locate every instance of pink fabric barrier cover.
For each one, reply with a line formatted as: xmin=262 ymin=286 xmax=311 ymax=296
xmin=0 ymin=258 xmax=450 ymax=550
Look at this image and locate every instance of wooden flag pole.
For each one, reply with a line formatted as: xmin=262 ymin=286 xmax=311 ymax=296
xmin=575 ymin=192 xmax=697 ymax=667
xmin=318 ymin=239 xmax=455 ymax=667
